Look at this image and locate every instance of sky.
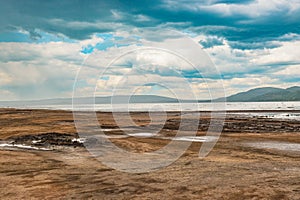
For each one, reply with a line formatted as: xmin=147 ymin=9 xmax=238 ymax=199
xmin=0 ymin=0 xmax=300 ymax=100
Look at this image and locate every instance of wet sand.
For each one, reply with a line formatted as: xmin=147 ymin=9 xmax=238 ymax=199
xmin=0 ymin=108 xmax=299 ymax=199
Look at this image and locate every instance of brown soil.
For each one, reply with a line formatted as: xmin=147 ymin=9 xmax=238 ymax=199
xmin=0 ymin=108 xmax=299 ymax=199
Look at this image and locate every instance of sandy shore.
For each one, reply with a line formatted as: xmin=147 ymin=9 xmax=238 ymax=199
xmin=0 ymin=108 xmax=299 ymax=199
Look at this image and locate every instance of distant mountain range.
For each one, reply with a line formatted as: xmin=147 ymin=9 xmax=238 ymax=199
xmin=0 ymin=86 xmax=299 ymax=107
xmin=223 ymin=86 xmax=300 ymax=102
xmin=0 ymin=95 xmax=198 ymax=107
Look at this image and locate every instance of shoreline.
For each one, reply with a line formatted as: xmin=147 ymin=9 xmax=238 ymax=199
xmin=1 ymin=107 xmax=300 ymax=112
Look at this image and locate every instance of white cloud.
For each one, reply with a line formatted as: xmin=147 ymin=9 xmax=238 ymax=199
xmin=0 ymin=42 xmax=83 ymax=62
xmin=0 ymin=41 xmax=84 ymax=100
xmin=250 ymin=41 xmax=300 ymax=66
xmin=0 ymin=89 xmax=16 ymax=101
xmin=48 ymin=18 xmax=124 ymax=31
xmin=275 ymin=65 xmax=300 ymax=75
xmin=199 ymin=34 xmax=300 ymax=79
xmin=0 ymin=71 xmax=12 ymax=85
xmin=163 ymin=0 xmax=300 ymax=19
xmin=135 ymin=14 xmax=152 ymax=22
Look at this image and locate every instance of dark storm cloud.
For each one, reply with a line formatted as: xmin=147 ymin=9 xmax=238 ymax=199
xmin=0 ymin=0 xmax=299 ymax=43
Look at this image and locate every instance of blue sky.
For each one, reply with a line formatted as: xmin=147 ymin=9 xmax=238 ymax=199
xmin=0 ymin=0 xmax=299 ymax=100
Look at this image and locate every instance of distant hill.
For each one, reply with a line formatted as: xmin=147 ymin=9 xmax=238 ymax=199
xmin=225 ymin=86 xmax=300 ymax=102
xmin=0 ymin=95 xmax=199 ymax=107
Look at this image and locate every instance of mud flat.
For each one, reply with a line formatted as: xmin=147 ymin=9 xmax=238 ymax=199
xmin=0 ymin=108 xmax=299 ymax=199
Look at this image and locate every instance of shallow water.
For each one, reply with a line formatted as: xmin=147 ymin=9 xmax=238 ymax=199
xmin=237 ymin=112 xmax=300 ymax=120
xmin=71 ymin=134 xmax=218 ymax=146
xmin=8 ymin=101 xmax=300 ymax=112
xmin=71 ymin=138 xmax=86 ymax=143
xmin=125 ymin=133 xmax=217 ymax=143
xmin=127 ymin=132 xmax=158 ymax=137
xmin=101 ymin=128 xmax=120 ymax=132
xmin=244 ymin=141 xmax=300 ymax=152
xmin=263 ymin=113 xmax=300 ymax=120
xmin=167 ymin=136 xmax=218 ymax=142
xmin=0 ymin=143 xmax=51 ymax=151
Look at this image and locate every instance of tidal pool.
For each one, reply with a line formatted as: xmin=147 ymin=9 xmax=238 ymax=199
xmin=0 ymin=143 xmax=51 ymax=151
xmin=244 ymin=141 xmax=300 ymax=152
